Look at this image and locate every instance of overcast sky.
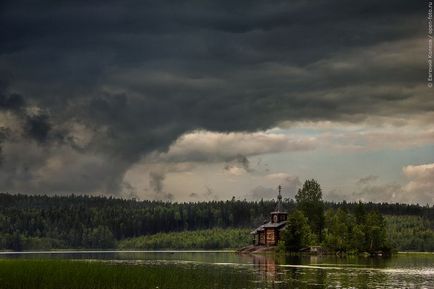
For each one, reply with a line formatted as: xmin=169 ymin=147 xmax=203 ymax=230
xmin=0 ymin=0 xmax=433 ymax=203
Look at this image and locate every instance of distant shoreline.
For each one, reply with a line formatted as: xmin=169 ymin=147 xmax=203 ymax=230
xmin=397 ymin=251 xmax=434 ymax=254
xmin=1 ymin=194 xmax=433 ymax=252
xmin=0 ymin=250 xmax=237 ymax=254
xmin=1 ymin=250 xmax=433 ymax=254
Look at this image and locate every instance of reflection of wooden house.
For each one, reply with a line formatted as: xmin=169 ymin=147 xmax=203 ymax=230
xmin=251 ymin=186 xmax=288 ymax=246
xmin=252 ymin=254 xmax=277 ymax=280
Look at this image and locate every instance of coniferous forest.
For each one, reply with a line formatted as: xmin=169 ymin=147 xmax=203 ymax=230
xmin=279 ymin=180 xmax=395 ymax=255
xmin=0 ymin=192 xmax=433 ymax=251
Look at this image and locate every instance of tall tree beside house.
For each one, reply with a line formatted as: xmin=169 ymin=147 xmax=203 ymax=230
xmin=281 ymin=210 xmax=312 ymax=252
xmin=295 ymin=179 xmax=325 ymax=243
xmin=364 ymin=210 xmax=389 ymax=253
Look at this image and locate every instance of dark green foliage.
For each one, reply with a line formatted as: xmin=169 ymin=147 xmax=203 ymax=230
xmin=364 ymin=211 xmax=389 ymax=253
xmin=83 ymin=226 xmax=116 ymax=249
xmin=385 ymin=215 xmax=434 ymax=251
xmin=281 ymin=210 xmax=312 ymax=251
xmin=284 ymin=190 xmax=393 ymax=254
xmin=327 ymin=201 xmax=433 ymax=218
xmin=0 ymin=233 xmax=65 ymax=251
xmin=323 ymin=208 xmax=354 ymax=252
xmin=0 ymin=193 xmax=433 ymax=251
xmin=119 ymin=228 xmax=251 ymax=250
xmin=0 ymin=193 xmax=281 ymax=250
xmin=323 ymin=208 xmax=391 ymax=254
xmin=295 ymin=179 xmax=325 ymax=242
xmin=354 ymin=201 xmax=366 ymax=224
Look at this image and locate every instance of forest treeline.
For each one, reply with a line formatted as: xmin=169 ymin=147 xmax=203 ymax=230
xmin=118 ymin=228 xmax=251 ymax=250
xmin=0 ymin=193 xmax=433 ymax=251
xmin=280 ymin=180 xmax=392 ymax=254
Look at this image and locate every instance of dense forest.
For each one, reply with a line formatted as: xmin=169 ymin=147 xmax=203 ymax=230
xmin=385 ymin=215 xmax=434 ymax=252
xmin=0 ymin=192 xmax=433 ymax=251
xmin=118 ymin=228 xmax=251 ymax=250
xmin=280 ymin=180 xmax=394 ymax=254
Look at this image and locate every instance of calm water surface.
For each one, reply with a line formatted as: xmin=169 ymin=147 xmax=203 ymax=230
xmin=1 ymin=251 xmax=433 ymax=289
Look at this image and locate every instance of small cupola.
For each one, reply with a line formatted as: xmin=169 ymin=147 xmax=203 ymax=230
xmin=270 ymin=185 xmax=288 ymax=223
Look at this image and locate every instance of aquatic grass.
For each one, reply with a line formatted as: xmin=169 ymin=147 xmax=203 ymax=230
xmin=0 ymin=255 xmax=433 ymax=289
xmin=0 ymin=259 xmax=260 ymax=289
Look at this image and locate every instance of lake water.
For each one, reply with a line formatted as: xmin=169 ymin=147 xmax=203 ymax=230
xmin=0 ymin=251 xmax=433 ymax=289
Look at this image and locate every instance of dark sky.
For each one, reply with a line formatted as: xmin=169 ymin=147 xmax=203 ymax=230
xmin=0 ymin=0 xmax=432 ymax=201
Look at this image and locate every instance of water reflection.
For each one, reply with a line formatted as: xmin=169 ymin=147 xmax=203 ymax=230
xmin=251 ymin=254 xmax=330 ymax=288
xmin=249 ymin=253 xmax=434 ymax=289
xmin=251 ymin=254 xmax=278 ymax=280
xmin=0 ymin=251 xmax=433 ymax=288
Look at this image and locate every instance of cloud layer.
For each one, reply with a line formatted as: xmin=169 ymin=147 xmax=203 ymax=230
xmin=156 ymin=130 xmax=315 ymax=162
xmin=403 ymin=163 xmax=434 ymax=203
xmin=0 ymin=0 xmax=432 ymax=199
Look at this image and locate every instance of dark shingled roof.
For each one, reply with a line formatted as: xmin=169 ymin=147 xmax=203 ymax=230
xmin=250 ymin=220 xmax=287 ymax=234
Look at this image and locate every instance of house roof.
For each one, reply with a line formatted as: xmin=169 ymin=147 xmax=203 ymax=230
xmin=251 ymin=220 xmax=287 ymax=234
xmin=250 ymin=224 xmax=265 ymax=234
xmin=263 ymin=220 xmax=287 ymax=228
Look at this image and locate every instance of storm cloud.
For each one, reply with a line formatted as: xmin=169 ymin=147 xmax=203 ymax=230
xmin=0 ymin=0 xmax=431 ymax=195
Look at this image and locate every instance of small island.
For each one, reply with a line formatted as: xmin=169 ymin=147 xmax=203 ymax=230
xmin=242 ymin=179 xmax=391 ymax=256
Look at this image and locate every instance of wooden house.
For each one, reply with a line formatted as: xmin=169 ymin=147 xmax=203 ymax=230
xmin=251 ymin=186 xmax=288 ymax=246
